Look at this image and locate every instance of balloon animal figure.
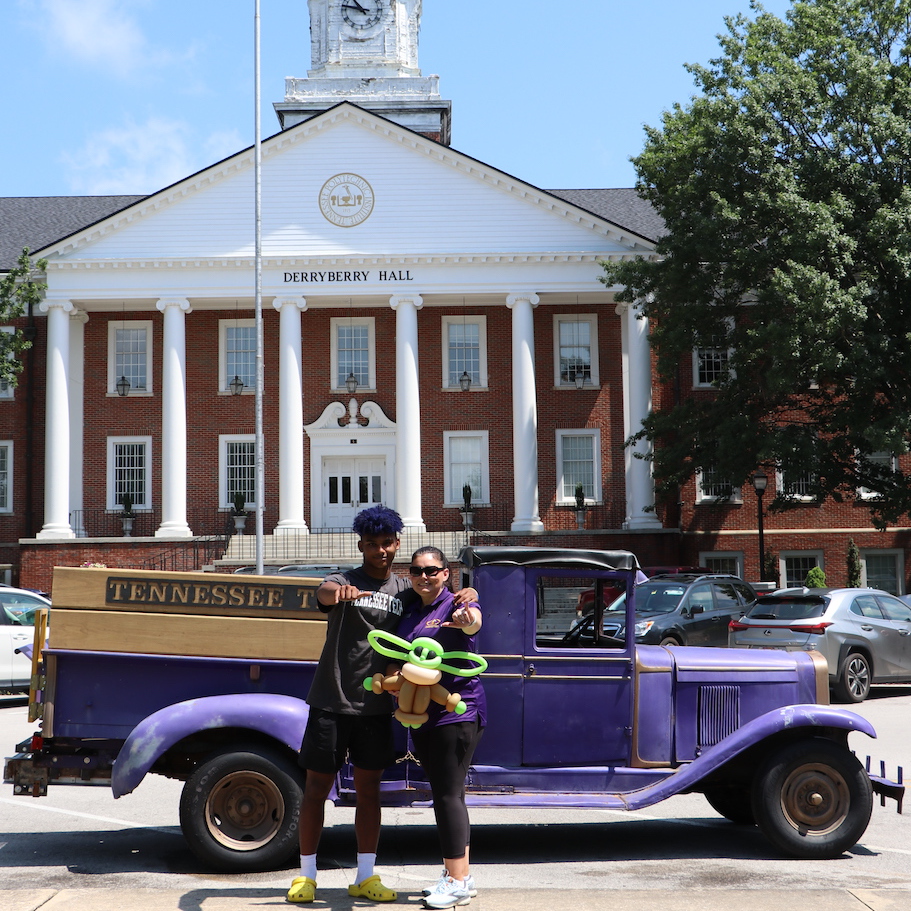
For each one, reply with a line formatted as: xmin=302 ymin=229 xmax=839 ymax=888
xmin=363 ymin=629 xmax=488 ymax=729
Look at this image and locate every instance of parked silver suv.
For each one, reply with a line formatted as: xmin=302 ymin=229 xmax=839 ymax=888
xmin=729 ymin=587 xmax=911 ymax=702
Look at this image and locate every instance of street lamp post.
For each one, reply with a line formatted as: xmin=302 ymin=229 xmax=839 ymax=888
xmin=751 ymin=470 xmax=768 ymax=582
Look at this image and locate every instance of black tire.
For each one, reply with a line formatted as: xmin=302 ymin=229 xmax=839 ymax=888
xmin=179 ymin=745 xmax=303 ymax=872
xmin=659 ymin=636 xmax=680 ymax=647
xmin=834 ymin=652 xmax=872 ymax=703
xmin=751 ymin=739 xmax=872 ymax=858
xmin=704 ymin=786 xmax=756 ymax=825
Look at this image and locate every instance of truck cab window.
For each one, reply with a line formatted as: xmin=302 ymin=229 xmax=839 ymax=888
xmin=535 ymin=574 xmax=625 ymax=649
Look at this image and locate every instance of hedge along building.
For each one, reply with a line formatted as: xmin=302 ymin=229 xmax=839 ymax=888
xmin=5 ymin=0 xmax=907 ymax=594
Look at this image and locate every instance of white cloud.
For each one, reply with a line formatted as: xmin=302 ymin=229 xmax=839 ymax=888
xmin=38 ymin=0 xmax=149 ymax=76
xmin=61 ymin=117 xmax=245 ymax=194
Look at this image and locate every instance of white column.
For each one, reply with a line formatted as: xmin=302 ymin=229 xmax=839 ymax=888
xmin=390 ymin=293 xmax=425 ymax=530
xmin=506 ymin=292 xmax=544 ymax=532
xmin=273 ymin=295 xmax=309 ymax=534
xmin=69 ymin=311 xmax=88 ymax=537
xmin=37 ymin=299 xmax=76 ymax=538
xmin=156 ymin=298 xmax=193 ymax=537
xmin=617 ymin=301 xmax=662 ymax=529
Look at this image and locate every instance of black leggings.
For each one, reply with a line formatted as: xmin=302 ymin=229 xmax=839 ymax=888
xmin=410 ymin=719 xmax=483 ymax=859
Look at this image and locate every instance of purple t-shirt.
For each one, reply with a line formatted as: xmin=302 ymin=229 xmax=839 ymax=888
xmin=396 ymin=588 xmax=487 ymax=728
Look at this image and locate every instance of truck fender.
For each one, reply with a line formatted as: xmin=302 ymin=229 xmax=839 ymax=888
xmin=112 ymin=693 xmax=309 ymax=798
xmin=624 ymin=703 xmax=876 ymax=810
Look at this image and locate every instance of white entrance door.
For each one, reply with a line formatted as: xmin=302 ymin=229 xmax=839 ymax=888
xmin=323 ymin=457 xmax=386 ymax=528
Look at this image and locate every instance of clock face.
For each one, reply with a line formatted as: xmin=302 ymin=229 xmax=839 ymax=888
xmin=342 ymin=0 xmax=384 ymax=30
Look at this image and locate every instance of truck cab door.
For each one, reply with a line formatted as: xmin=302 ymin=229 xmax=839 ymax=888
xmin=522 ymin=570 xmax=634 ymax=767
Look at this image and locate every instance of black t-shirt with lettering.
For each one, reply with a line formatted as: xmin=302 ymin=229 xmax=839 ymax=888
xmin=306 ymin=567 xmax=415 ymax=715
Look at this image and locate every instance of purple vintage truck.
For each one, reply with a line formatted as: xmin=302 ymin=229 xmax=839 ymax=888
xmin=4 ymin=547 xmax=904 ymax=871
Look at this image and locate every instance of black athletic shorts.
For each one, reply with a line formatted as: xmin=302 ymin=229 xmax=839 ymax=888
xmin=300 ymin=708 xmax=395 ymax=774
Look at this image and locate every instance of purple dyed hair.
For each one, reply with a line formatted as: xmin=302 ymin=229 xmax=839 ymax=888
xmin=352 ymin=505 xmax=404 ymax=537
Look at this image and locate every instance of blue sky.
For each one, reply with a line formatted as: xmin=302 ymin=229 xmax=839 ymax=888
xmin=2 ymin=0 xmax=793 ymax=197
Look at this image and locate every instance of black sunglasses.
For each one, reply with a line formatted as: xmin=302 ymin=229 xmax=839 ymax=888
xmin=408 ymin=565 xmax=445 ymax=577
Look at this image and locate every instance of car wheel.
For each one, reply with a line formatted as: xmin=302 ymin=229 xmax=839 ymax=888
xmin=751 ymin=739 xmax=872 ymax=858
xmin=659 ymin=636 xmax=680 ymax=647
xmin=834 ymin=651 xmax=872 ymax=703
xmin=179 ymin=745 xmax=303 ymax=872
xmin=704 ymin=786 xmax=755 ymax=825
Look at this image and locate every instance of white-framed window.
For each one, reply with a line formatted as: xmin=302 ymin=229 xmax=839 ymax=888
xmin=553 ymin=315 xmax=599 ymax=388
xmin=700 ymin=551 xmax=744 ymax=577
xmin=0 ymin=327 xmax=14 ymax=399
xmin=692 ymin=331 xmax=732 ymax=388
xmin=861 ymin=550 xmax=903 ymax=595
xmin=108 ymin=320 xmax=153 ymax=395
xmin=443 ymin=431 xmax=490 ymax=506
xmin=696 ymin=466 xmax=742 ymax=503
xmin=330 ymin=317 xmax=375 ymax=392
xmin=107 ymin=436 xmax=152 ymax=510
xmin=219 ymin=319 xmax=255 ymax=393
xmin=0 ymin=441 xmax=12 ymax=513
xmin=220 ymin=435 xmax=257 ymax=510
xmin=441 ymin=315 xmax=487 ymax=390
xmin=857 ymin=451 xmax=898 ymax=499
xmin=778 ymin=465 xmax=818 ymax=501
xmin=556 ymin=429 xmax=602 ymax=504
xmin=779 ymin=552 xmax=824 ymax=589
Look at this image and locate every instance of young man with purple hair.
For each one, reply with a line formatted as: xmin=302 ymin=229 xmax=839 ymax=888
xmin=287 ymin=505 xmax=475 ymax=904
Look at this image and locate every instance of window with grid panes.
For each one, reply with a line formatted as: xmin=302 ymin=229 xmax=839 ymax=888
xmin=703 ymin=554 xmax=741 ymax=576
xmin=698 ymin=465 xmax=736 ymax=501
xmin=226 ymin=440 xmax=256 ymax=507
xmin=0 ymin=442 xmax=10 ymax=511
xmin=115 ymin=326 xmax=148 ymax=391
xmin=113 ymin=441 xmax=148 ymax=509
xmin=560 ymin=433 xmax=596 ymax=501
xmin=448 ymin=435 xmax=482 ymax=503
xmin=226 ymin=324 xmax=256 ymax=389
xmin=694 ymin=343 xmax=730 ymax=386
xmin=0 ymin=328 xmax=14 ymax=399
xmin=558 ymin=319 xmax=592 ymax=385
xmin=447 ymin=321 xmax=480 ymax=388
xmin=863 ymin=553 xmax=901 ymax=594
xmin=784 ymin=555 xmax=820 ymax=588
xmin=337 ymin=323 xmax=369 ymax=388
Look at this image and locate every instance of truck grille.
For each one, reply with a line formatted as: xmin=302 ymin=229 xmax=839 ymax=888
xmin=698 ymin=685 xmax=740 ymax=747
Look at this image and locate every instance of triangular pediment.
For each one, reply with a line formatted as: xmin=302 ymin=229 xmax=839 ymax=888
xmin=38 ymin=104 xmax=654 ymax=270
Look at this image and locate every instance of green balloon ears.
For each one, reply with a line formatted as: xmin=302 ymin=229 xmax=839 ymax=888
xmin=367 ymin=629 xmax=488 ymax=677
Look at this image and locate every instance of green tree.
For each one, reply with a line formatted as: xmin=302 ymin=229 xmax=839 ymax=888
xmin=804 ymin=566 xmax=827 ymax=588
xmin=602 ymin=0 xmax=911 ymax=527
xmin=0 ymin=248 xmax=47 ymax=386
xmin=846 ymin=538 xmax=862 ymax=587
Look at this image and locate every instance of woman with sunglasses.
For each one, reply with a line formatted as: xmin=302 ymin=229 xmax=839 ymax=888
xmin=397 ymin=545 xmax=485 ymax=909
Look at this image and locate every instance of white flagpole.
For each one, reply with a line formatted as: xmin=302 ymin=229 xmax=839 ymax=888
xmin=254 ymin=0 xmax=265 ymax=574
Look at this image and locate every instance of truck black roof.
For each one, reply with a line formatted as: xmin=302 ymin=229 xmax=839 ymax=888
xmin=458 ymin=546 xmax=641 ymax=572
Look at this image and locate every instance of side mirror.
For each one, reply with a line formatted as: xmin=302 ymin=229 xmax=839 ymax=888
xmin=690 ymin=604 xmax=704 ymax=615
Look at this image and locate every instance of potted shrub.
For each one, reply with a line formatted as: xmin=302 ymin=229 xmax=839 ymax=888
xmin=460 ymin=483 xmax=473 ymax=528
xmin=574 ymin=483 xmax=586 ymax=529
xmin=232 ymin=491 xmax=248 ymax=535
xmin=120 ymin=494 xmax=135 ymax=538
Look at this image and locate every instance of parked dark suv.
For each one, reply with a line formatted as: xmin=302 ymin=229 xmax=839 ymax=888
xmin=560 ymin=574 xmax=758 ymax=648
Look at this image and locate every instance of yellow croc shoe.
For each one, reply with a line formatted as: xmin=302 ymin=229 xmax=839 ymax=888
xmin=348 ymin=874 xmax=397 ymax=902
xmin=286 ymin=876 xmax=317 ymax=903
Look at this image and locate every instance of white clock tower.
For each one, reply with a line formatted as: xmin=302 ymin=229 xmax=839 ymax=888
xmin=275 ymin=0 xmax=451 ymax=144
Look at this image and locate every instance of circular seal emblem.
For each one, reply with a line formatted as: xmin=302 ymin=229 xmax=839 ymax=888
xmin=318 ymin=173 xmax=375 ymax=227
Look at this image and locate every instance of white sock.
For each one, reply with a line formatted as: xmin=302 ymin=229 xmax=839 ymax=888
xmin=356 ymin=852 xmax=376 ymax=884
xmin=299 ymin=853 xmax=317 ymax=881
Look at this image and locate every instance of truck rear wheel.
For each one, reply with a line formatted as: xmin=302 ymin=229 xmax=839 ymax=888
xmin=179 ymin=745 xmax=303 ymax=872
xmin=751 ymin=739 xmax=872 ymax=858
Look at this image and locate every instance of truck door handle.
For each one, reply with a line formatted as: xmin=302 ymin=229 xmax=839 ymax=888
xmin=525 ymin=664 xmax=536 ymax=677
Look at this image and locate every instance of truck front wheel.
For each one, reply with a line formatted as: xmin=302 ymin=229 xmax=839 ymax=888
xmin=179 ymin=745 xmax=303 ymax=872
xmin=751 ymin=739 xmax=872 ymax=859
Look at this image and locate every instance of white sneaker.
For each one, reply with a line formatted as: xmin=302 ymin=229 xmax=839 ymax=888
xmin=423 ymin=871 xmax=477 ymax=898
xmin=423 ymin=876 xmax=473 ymax=909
